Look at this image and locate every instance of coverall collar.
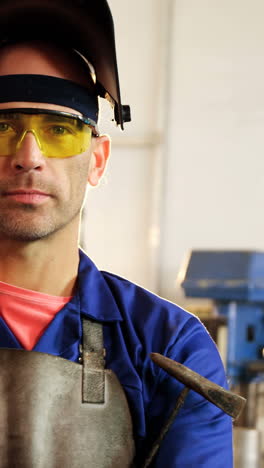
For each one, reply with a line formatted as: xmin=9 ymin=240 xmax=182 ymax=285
xmin=77 ymin=249 xmax=123 ymax=322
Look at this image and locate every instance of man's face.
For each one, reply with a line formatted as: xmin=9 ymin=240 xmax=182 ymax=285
xmin=0 ymin=43 xmax=109 ymax=242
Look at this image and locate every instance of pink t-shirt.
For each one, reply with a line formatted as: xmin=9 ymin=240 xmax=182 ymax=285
xmin=0 ymin=281 xmax=72 ymax=350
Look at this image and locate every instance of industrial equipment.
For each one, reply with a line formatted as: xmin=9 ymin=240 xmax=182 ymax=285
xmin=179 ymin=250 xmax=264 ymax=468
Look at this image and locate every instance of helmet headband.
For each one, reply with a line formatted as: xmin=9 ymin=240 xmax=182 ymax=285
xmin=0 ymin=74 xmax=99 ymax=123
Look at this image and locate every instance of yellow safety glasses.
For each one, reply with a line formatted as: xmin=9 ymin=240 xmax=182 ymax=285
xmin=0 ymin=108 xmax=99 ymax=158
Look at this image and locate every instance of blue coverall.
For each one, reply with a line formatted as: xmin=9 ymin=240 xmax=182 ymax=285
xmin=0 ymin=249 xmax=233 ymax=467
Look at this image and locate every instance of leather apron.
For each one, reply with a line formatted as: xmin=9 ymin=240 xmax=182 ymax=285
xmin=0 ymin=318 xmax=135 ymax=468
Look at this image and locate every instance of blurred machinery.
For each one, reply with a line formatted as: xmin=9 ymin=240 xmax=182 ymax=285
xmin=179 ymin=250 xmax=264 ymax=468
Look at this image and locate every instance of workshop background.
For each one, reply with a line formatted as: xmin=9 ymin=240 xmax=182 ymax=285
xmin=81 ymin=1 xmax=264 ymax=466
xmin=82 ymin=0 xmax=264 ymax=303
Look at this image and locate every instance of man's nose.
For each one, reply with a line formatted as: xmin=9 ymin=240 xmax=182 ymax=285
xmin=11 ymin=131 xmax=47 ymax=172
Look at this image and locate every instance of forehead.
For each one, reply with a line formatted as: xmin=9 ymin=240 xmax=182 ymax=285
xmin=0 ymin=42 xmax=89 ymax=87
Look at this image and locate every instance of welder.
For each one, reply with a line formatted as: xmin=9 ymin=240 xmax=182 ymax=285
xmin=0 ymin=1 xmax=232 ymax=466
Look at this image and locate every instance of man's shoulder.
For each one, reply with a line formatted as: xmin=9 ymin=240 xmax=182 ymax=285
xmin=100 ymin=268 xmax=227 ymax=387
xmin=101 ymin=269 xmax=222 ymax=366
xmin=101 ymin=269 xmax=181 ymax=310
xmin=101 ymin=269 xmax=198 ymax=330
xmin=79 ymin=251 xmax=210 ymax=353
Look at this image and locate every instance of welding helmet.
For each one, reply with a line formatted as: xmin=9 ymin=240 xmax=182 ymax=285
xmin=0 ymin=0 xmax=130 ymax=129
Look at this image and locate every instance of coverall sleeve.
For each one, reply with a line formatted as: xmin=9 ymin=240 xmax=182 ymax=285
xmin=145 ymin=316 xmax=233 ymax=468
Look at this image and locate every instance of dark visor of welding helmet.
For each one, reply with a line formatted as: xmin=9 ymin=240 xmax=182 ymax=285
xmin=0 ymin=0 xmax=131 ymax=129
xmin=0 ymin=108 xmax=97 ymax=158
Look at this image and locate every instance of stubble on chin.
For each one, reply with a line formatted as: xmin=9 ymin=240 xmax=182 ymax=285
xmin=0 ymin=196 xmax=85 ymax=243
xmin=0 ymin=207 xmax=56 ymax=242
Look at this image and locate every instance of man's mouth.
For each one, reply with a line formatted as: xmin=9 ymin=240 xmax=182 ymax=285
xmin=2 ymin=189 xmax=51 ymax=204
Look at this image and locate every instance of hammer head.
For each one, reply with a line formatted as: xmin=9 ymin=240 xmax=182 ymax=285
xmin=150 ymin=353 xmax=246 ymax=420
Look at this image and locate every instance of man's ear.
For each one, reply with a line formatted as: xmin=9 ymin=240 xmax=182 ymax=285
xmin=88 ymin=135 xmax=111 ymax=186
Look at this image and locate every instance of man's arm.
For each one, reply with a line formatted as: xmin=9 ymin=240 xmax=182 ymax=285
xmin=143 ymin=316 xmax=233 ymax=467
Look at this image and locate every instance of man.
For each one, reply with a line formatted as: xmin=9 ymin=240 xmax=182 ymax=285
xmin=0 ymin=2 xmax=232 ymax=468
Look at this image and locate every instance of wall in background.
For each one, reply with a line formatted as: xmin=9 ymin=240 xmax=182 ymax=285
xmin=159 ymin=0 xmax=264 ymax=302
xmin=82 ymin=0 xmax=264 ymax=304
xmin=82 ymin=0 xmax=170 ymax=291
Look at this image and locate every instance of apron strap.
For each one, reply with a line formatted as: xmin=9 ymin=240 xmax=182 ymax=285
xmin=81 ymin=318 xmax=106 ymax=404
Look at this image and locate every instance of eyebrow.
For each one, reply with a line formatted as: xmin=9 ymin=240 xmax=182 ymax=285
xmin=0 ymin=113 xmax=21 ymax=120
xmin=40 ymin=114 xmax=78 ymax=125
xmin=0 ymin=112 xmax=77 ymax=124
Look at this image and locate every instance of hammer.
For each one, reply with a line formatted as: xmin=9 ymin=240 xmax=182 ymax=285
xmin=142 ymin=353 xmax=246 ymax=468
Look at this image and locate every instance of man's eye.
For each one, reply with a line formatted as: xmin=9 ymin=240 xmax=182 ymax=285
xmin=0 ymin=122 xmax=11 ymax=132
xmin=50 ymin=126 xmax=71 ymax=135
